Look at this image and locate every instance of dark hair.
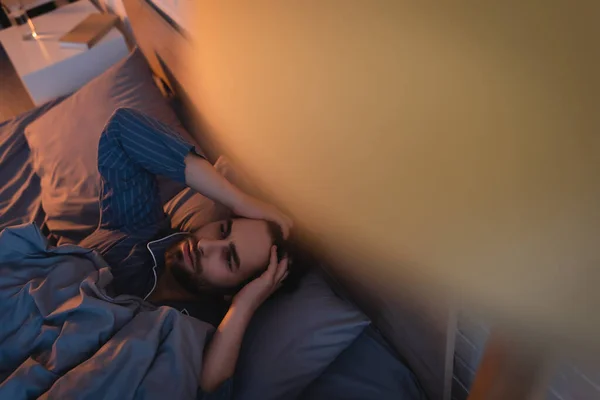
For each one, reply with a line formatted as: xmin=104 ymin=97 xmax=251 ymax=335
xmin=266 ymin=221 xmax=286 ymax=262
xmin=265 ymin=221 xmax=309 ymax=294
xmin=224 ymin=219 xmax=311 ymax=296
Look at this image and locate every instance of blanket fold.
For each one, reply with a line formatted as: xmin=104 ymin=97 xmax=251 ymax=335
xmin=0 ymin=223 xmax=212 ymax=400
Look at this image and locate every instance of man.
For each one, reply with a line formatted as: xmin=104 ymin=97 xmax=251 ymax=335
xmin=78 ymin=107 xmax=293 ymax=393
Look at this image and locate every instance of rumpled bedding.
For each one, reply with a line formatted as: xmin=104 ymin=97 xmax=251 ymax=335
xmin=0 ymin=99 xmax=67 ymax=231
xmin=0 ymin=223 xmax=213 ymax=400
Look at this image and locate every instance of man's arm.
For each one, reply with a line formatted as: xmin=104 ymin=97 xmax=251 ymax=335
xmin=98 ymin=108 xmax=292 ymax=235
xmin=185 ymin=154 xmax=292 ymax=238
xmin=200 ymin=247 xmax=289 ymax=392
xmin=98 ymin=107 xmax=246 ymax=232
xmin=199 ymin=302 xmax=254 ymax=393
xmin=98 ymin=108 xmax=199 ymax=232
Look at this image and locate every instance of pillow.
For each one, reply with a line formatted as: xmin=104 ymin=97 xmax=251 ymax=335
xmin=24 ymin=49 xmax=199 ymax=243
xmin=233 ymin=270 xmax=371 ymax=400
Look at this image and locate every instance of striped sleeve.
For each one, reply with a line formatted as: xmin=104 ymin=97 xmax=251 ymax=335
xmin=97 ymin=107 xmax=200 ymax=232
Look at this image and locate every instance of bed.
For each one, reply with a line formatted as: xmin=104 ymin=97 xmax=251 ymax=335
xmin=0 ymin=1 xmax=455 ymax=399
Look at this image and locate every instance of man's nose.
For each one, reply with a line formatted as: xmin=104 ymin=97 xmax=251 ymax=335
xmin=196 ymin=239 xmax=227 ymax=256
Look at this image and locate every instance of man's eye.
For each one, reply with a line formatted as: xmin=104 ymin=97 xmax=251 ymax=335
xmin=221 ymin=219 xmax=233 ymax=240
xmin=224 ymin=250 xmax=233 ymax=271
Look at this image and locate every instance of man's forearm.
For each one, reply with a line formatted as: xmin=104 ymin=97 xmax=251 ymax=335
xmin=184 ymin=153 xmax=247 ymax=212
xmin=103 ymin=108 xmax=247 ymax=212
xmin=184 ymin=154 xmax=293 ymax=237
xmin=200 ymin=302 xmax=256 ymax=392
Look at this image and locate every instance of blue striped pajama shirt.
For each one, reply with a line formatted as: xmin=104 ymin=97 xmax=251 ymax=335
xmin=79 ymin=108 xmax=228 ymax=326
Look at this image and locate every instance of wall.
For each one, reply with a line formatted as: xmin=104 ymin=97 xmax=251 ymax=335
xmin=180 ymin=1 xmax=599 ymax=349
xmin=96 ymin=0 xmax=192 ymax=28
xmin=452 ymin=313 xmax=489 ymax=400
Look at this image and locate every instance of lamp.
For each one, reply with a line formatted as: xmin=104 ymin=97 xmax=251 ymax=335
xmin=2 ymin=0 xmax=39 ymax=39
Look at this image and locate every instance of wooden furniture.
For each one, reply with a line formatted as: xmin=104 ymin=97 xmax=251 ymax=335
xmin=0 ymin=0 xmax=128 ymax=107
xmin=0 ymin=41 xmax=33 ymax=120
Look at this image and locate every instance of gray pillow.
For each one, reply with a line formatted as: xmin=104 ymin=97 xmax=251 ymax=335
xmin=233 ymin=270 xmax=370 ymax=400
xmin=24 ymin=49 xmax=199 ymax=243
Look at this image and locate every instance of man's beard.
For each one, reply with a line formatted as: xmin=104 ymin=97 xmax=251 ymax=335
xmin=164 ymin=236 xmax=212 ymax=296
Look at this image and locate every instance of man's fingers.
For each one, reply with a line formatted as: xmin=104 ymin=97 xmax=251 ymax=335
xmin=263 ymin=246 xmax=278 ymax=280
xmin=276 ymin=270 xmax=289 ymax=288
xmin=279 ymin=270 xmax=289 ymax=283
xmin=277 ymin=213 xmax=293 ymax=239
xmin=274 ymin=257 xmax=289 ymax=283
xmin=279 ymin=220 xmax=290 ymax=239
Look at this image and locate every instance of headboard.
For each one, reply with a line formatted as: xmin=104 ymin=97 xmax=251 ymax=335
xmin=123 ymin=1 xmax=456 ymax=399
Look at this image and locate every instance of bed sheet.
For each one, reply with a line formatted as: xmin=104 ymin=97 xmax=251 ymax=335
xmin=0 ymin=97 xmax=66 ymax=231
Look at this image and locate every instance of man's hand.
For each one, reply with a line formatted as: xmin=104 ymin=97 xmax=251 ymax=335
xmin=234 ymin=195 xmax=293 ymax=239
xmin=233 ymin=246 xmax=289 ymax=311
xmin=184 ymin=154 xmax=293 ymax=238
xmin=200 ymin=246 xmax=288 ymax=393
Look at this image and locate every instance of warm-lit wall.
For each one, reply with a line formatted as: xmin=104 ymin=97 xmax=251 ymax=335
xmin=183 ymin=2 xmax=599 ymax=351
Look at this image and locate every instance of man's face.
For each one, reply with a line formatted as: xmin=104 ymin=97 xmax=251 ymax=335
xmin=165 ymin=218 xmax=272 ymax=294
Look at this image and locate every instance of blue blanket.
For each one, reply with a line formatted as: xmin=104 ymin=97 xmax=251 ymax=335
xmin=0 ymin=224 xmax=213 ymax=399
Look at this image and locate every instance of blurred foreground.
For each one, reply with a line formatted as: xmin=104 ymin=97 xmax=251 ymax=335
xmin=178 ymin=0 xmax=599 ymax=371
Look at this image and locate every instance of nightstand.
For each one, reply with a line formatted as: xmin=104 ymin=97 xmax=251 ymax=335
xmin=0 ymin=0 xmax=128 ymax=107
